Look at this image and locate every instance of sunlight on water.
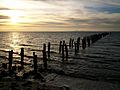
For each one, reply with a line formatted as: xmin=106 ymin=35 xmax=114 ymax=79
xmin=9 ymin=32 xmax=22 ymax=53
xmin=0 ymin=32 xmax=98 ymax=57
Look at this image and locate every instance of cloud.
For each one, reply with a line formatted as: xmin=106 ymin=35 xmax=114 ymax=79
xmin=0 ymin=7 xmax=10 ymax=10
xmin=65 ymin=12 xmax=120 ymax=29
xmin=84 ymin=2 xmax=120 ymax=14
xmin=0 ymin=15 xmax=9 ymax=26
xmin=0 ymin=0 xmax=120 ymax=31
xmin=0 ymin=15 xmax=9 ymax=19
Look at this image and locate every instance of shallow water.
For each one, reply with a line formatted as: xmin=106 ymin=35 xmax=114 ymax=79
xmin=0 ymin=32 xmax=97 ymax=57
xmin=0 ymin=31 xmax=120 ymax=83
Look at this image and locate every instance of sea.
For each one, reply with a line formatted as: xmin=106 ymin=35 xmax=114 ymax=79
xmin=0 ymin=31 xmax=120 ymax=85
xmin=0 ymin=31 xmax=101 ymax=58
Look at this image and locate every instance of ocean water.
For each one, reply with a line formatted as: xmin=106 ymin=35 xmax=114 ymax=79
xmin=0 ymin=31 xmax=120 ymax=82
xmin=0 ymin=32 xmax=97 ymax=57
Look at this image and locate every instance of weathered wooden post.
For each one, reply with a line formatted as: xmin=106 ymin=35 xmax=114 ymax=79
xmin=33 ymin=52 xmax=35 ymax=56
xmin=71 ymin=39 xmax=74 ymax=48
xmin=65 ymin=44 xmax=68 ymax=60
xmin=33 ymin=52 xmax=35 ymax=65
xmin=75 ymin=42 xmax=77 ymax=55
xmin=82 ymin=37 xmax=86 ymax=49
xmin=33 ymin=53 xmax=37 ymax=74
xmin=59 ymin=41 xmax=62 ymax=53
xmin=12 ymin=64 xmax=16 ymax=71
xmin=77 ymin=37 xmax=80 ymax=52
xmin=21 ymin=48 xmax=24 ymax=68
xmin=69 ymin=38 xmax=72 ymax=48
xmin=48 ymin=42 xmax=50 ymax=60
xmin=62 ymin=40 xmax=65 ymax=63
xmin=43 ymin=44 xmax=47 ymax=70
xmin=8 ymin=50 xmax=13 ymax=75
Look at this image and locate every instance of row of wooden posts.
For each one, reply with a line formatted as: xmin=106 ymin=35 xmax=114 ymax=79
xmin=59 ymin=32 xmax=110 ymax=56
xmin=7 ymin=42 xmax=51 ymax=75
xmin=2 ymin=32 xmax=110 ymax=76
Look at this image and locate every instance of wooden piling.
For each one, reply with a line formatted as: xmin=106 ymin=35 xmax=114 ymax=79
xmin=33 ymin=52 xmax=35 ymax=65
xmin=33 ymin=52 xmax=35 ymax=56
xmin=82 ymin=38 xmax=86 ymax=49
xmin=48 ymin=42 xmax=50 ymax=60
xmin=75 ymin=42 xmax=77 ymax=55
xmin=12 ymin=64 xmax=16 ymax=71
xmin=59 ymin=41 xmax=62 ymax=53
xmin=21 ymin=48 xmax=24 ymax=68
xmin=33 ymin=53 xmax=37 ymax=74
xmin=65 ymin=44 xmax=68 ymax=60
xmin=43 ymin=44 xmax=47 ymax=70
xmin=69 ymin=38 xmax=72 ymax=48
xmin=77 ymin=37 xmax=80 ymax=52
xmin=8 ymin=50 xmax=13 ymax=75
xmin=62 ymin=40 xmax=65 ymax=63
xmin=71 ymin=39 xmax=74 ymax=48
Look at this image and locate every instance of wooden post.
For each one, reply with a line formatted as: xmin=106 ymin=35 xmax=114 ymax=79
xmin=33 ymin=52 xmax=35 ymax=56
xmin=72 ymin=39 xmax=74 ymax=48
xmin=77 ymin=37 xmax=80 ymax=52
xmin=8 ymin=50 xmax=13 ymax=75
xmin=21 ymin=48 xmax=24 ymax=68
xmin=75 ymin=42 xmax=77 ymax=55
xmin=62 ymin=40 xmax=65 ymax=63
xmin=33 ymin=52 xmax=35 ymax=65
xmin=69 ymin=38 xmax=72 ymax=48
xmin=48 ymin=42 xmax=50 ymax=60
xmin=82 ymin=38 xmax=84 ymax=49
xmin=59 ymin=41 xmax=62 ymax=53
xmin=65 ymin=44 xmax=68 ymax=60
xmin=43 ymin=44 xmax=47 ymax=70
xmin=82 ymin=37 xmax=86 ymax=49
xmin=12 ymin=64 xmax=16 ymax=71
xmin=33 ymin=53 xmax=37 ymax=74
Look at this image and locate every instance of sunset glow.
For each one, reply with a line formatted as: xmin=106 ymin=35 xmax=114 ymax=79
xmin=6 ymin=11 xmax=22 ymax=24
xmin=0 ymin=0 xmax=120 ymax=31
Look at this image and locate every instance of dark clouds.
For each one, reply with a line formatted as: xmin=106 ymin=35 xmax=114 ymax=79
xmin=0 ymin=15 xmax=10 ymax=26
xmin=85 ymin=5 xmax=120 ymax=14
xmin=0 ymin=7 xmax=10 ymax=10
xmin=0 ymin=15 xmax=9 ymax=19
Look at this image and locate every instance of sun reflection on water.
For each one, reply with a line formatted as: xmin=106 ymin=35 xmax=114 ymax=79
xmin=9 ymin=32 xmax=21 ymax=53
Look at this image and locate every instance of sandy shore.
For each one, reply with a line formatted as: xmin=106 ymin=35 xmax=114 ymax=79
xmin=0 ymin=77 xmax=67 ymax=90
xmin=0 ymin=74 xmax=120 ymax=90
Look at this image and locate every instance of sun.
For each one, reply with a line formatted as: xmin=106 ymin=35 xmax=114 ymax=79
xmin=9 ymin=11 xmax=22 ymax=24
xmin=10 ymin=15 xmax=20 ymax=24
xmin=1 ymin=0 xmax=25 ymax=24
xmin=2 ymin=10 xmax=23 ymax=25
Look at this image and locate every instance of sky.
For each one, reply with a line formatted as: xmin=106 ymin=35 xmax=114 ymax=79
xmin=0 ymin=0 xmax=120 ymax=32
